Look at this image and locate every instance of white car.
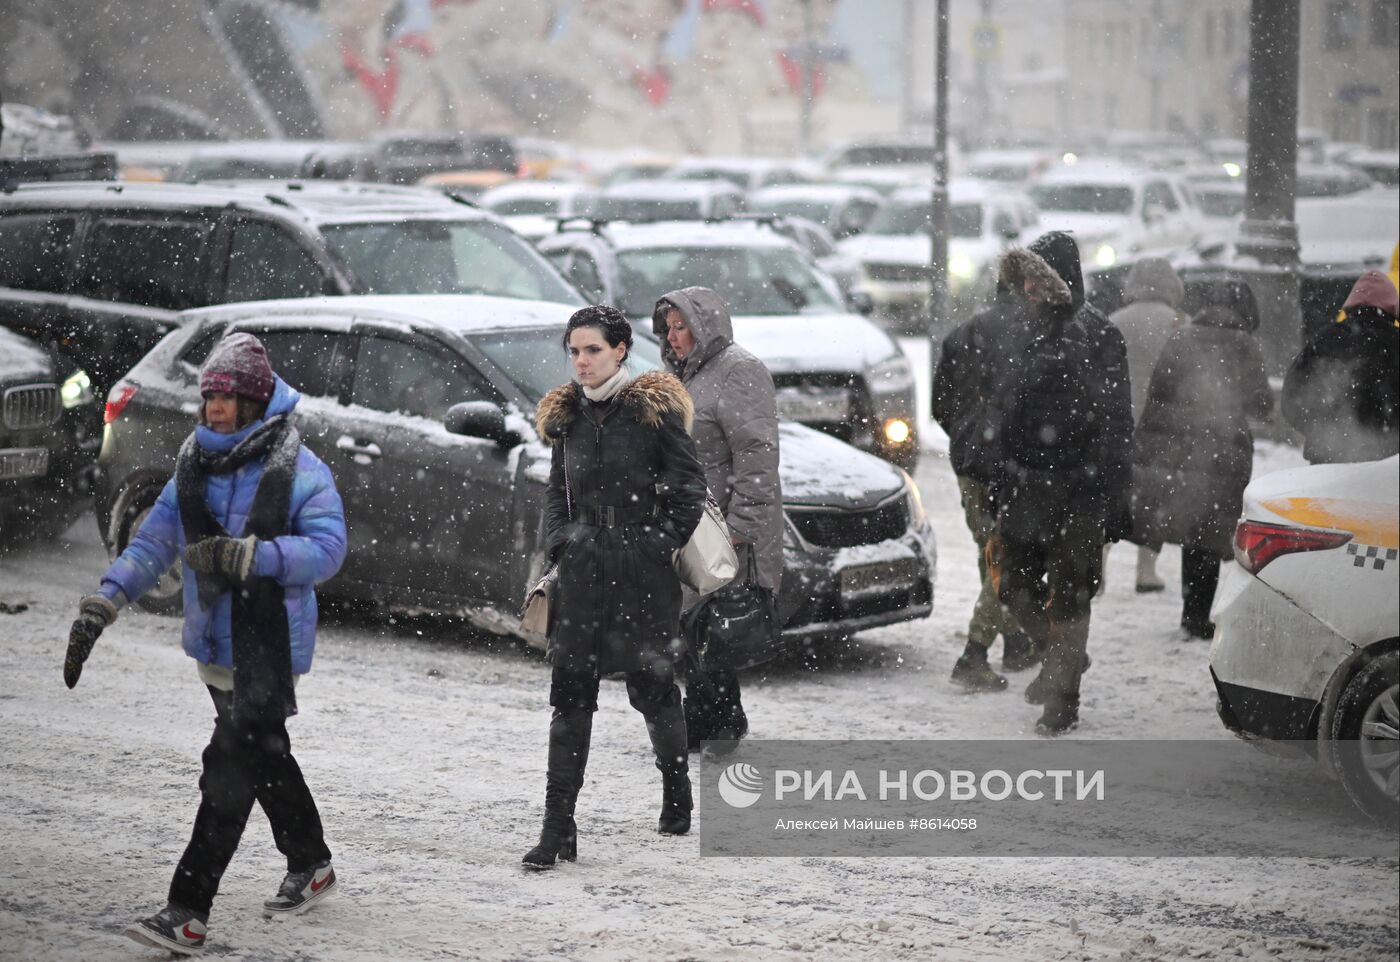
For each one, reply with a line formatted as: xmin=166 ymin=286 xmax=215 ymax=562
xmin=478 ymin=181 xmax=597 ymax=242
xmin=1210 ymin=456 xmax=1399 ymax=822
xmin=1027 ymin=159 xmax=1202 ymax=270
xmin=589 ymin=180 xmax=744 ymax=223
xmin=665 ymin=156 xmax=818 ymax=193
xmin=837 ymin=180 xmax=1040 ymax=330
xmin=747 ymin=183 xmax=885 ymax=239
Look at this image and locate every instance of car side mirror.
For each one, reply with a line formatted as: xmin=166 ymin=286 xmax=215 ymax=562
xmin=444 ymin=401 xmax=520 ymax=446
xmin=848 ymin=290 xmax=875 ymax=316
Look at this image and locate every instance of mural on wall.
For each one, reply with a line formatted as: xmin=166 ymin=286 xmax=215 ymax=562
xmin=0 ymin=0 xmax=872 ymax=152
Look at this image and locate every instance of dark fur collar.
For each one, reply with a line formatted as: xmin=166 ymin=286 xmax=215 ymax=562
xmin=536 ymin=371 xmax=694 ymax=444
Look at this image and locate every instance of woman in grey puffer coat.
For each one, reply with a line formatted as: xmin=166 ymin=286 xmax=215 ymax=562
xmin=654 ymin=286 xmax=782 ymax=749
xmin=1109 ymin=257 xmax=1188 ymax=593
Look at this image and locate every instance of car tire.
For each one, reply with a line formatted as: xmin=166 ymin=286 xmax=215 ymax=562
xmin=110 ymin=484 xmax=183 ymax=616
xmin=1329 ymin=649 xmax=1400 ymax=825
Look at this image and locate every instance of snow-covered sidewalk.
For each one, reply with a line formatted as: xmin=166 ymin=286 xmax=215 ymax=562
xmin=2 ymin=442 xmax=1395 ymax=961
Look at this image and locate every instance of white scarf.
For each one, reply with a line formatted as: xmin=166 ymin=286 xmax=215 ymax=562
xmin=582 ymin=366 xmax=631 ymax=403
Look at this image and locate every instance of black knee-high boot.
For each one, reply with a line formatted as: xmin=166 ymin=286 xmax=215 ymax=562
xmin=644 ymin=699 xmax=692 ymax=835
xmin=522 ymin=708 xmax=593 ymax=868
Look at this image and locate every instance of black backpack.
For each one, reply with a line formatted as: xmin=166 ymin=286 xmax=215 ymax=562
xmin=1005 ymin=326 xmax=1100 ymax=472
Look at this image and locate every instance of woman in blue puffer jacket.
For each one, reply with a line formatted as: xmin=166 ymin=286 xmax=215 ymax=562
xmin=61 ymin=333 xmax=347 ymax=956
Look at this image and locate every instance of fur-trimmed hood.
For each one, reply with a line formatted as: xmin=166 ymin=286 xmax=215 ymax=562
xmin=999 ymin=247 xmax=1074 ymax=306
xmin=535 ymin=370 xmax=695 ymax=444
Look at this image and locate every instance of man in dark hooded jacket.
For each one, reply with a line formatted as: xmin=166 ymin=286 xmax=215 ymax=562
xmin=989 ymin=232 xmax=1134 ymax=734
xmin=932 ymin=282 xmax=1038 ymax=691
xmin=654 ymin=287 xmax=782 ymax=750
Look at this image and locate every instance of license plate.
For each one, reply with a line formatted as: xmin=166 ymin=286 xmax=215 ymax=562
xmin=776 ymin=387 xmax=850 ymax=423
xmin=840 ymin=559 xmax=918 ymax=601
xmin=0 ymin=447 xmax=48 ymax=481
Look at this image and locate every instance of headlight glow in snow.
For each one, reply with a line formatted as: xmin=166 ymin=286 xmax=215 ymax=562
xmin=1095 ymin=244 xmax=1117 ymax=268
xmin=61 ymin=369 xmax=92 ymax=409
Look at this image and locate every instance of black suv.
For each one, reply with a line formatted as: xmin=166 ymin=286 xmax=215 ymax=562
xmin=0 ymin=180 xmax=581 ymax=468
xmin=99 ymin=295 xmax=935 ymax=649
xmin=0 ymin=326 xmax=86 ymax=541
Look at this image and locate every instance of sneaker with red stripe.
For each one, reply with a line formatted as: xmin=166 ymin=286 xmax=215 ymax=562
xmin=263 ymin=860 xmax=337 ymax=917
xmin=124 ymin=903 xmax=208 ymax=956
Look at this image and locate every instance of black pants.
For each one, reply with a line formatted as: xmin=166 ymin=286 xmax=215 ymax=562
xmin=549 ymin=663 xmax=678 ymax=715
xmin=168 ymin=686 xmax=331 ymax=915
xmin=1181 ymin=548 xmax=1221 ymax=629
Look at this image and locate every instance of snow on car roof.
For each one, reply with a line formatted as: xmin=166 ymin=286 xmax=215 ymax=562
xmin=1037 ymin=159 xmax=1157 ymax=185
xmin=588 ymin=220 xmax=800 ymax=252
xmin=3 ymin=180 xmax=483 ymax=224
xmin=886 ymin=178 xmax=1017 ymax=204
xmin=182 ymin=294 xmax=576 ymax=338
xmin=480 ymin=181 xmax=592 ymax=203
xmin=669 ymin=156 xmax=807 ymax=173
xmin=0 ymin=327 xmax=54 ymax=379
xmin=749 ymin=183 xmax=882 ymax=203
xmin=598 ymin=179 xmax=741 ymax=200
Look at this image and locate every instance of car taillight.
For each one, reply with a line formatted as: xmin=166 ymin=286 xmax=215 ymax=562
xmin=104 ymin=381 xmax=139 ymax=423
xmin=1233 ymin=519 xmax=1352 ymax=575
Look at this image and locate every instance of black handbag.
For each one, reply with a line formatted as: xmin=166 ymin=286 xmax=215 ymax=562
xmin=682 ymin=549 xmax=781 ymax=672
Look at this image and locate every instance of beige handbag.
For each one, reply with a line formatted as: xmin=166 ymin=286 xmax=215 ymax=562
xmin=673 ymin=494 xmax=739 ymax=596
xmin=521 ymin=440 xmax=574 ymax=636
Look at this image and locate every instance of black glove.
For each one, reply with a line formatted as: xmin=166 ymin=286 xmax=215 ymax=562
xmin=65 ymin=595 xmax=118 ymax=689
xmin=185 ymin=536 xmax=259 ymax=582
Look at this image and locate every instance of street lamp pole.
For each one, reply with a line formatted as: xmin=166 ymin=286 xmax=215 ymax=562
xmin=1236 ymin=0 xmax=1303 ymax=375
xmin=929 ymin=0 xmax=951 ymax=392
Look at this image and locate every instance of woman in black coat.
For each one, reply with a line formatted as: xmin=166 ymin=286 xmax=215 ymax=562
xmin=1131 ymin=280 xmax=1273 ymax=639
xmin=524 ymin=306 xmax=706 ymax=869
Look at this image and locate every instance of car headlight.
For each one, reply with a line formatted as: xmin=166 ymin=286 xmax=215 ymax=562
xmin=61 ymin=369 xmax=93 ymax=409
xmin=883 ymin=418 xmax=913 ymax=445
xmin=903 ymin=474 xmax=929 ymax=530
xmin=1095 ymin=243 xmax=1117 ymax=268
xmin=948 ymin=253 xmax=975 ymax=279
xmin=867 ymin=354 xmax=914 ymax=393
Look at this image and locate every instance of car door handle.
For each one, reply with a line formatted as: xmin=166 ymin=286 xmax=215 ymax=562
xmin=336 ymin=436 xmax=381 ymax=459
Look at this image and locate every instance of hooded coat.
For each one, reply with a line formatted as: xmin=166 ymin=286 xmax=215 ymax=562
xmin=1131 ymin=297 xmax=1274 ymax=556
xmin=991 ymin=233 xmax=1135 ymax=541
xmin=1108 ymin=257 xmax=1188 ymax=422
xmin=536 ymin=371 xmax=707 ymax=675
xmin=1282 ymin=270 xmax=1400 ymax=464
xmin=97 ymin=378 xmax=347 ymax=674
xmin=931 ymin=284 xmax=1032 ymax=483
xmin=654 ymin=287 xmax=783 ymax=593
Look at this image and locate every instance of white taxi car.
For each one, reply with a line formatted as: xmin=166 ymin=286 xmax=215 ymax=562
xmin=1210 ymin=456 xmax=1399 ymax=821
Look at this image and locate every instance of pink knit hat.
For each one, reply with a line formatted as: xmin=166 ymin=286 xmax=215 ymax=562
xmin=200 ymin=333 xmax=275 ymax=402
xmin=1342 ymin=270 xmax=1400 ymax=317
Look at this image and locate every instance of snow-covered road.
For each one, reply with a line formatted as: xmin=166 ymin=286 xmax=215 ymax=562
xmin=2 ymin=441 xmax=1396 ymax=962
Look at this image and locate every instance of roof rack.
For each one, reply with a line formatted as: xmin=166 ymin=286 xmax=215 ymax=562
xmin=553 ymin=216 xmax=612 ymax=234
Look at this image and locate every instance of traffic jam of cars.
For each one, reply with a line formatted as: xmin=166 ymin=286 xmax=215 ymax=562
xmin=3 ymin=117 xmax=1397 ymax=826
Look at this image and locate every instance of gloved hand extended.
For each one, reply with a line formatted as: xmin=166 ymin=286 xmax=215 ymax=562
xmin=185 ymin=535 xmax=259 ymax=582
xmin=64 ymin=595 xmax=118 ymax=689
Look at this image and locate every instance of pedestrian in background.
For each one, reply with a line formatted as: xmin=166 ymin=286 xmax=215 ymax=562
xmin=654 ymin=287 xmax=782 ymax=750
xmin=1108 ymin=257 xmax=1188 ymax=593
xmin=525 ymin=306 xmax=706 ymax=869
xmin=1132 ymin=280 xmax=1273 ymax=639
xmin=991 ymin=233 xmax=1134 ymax=734
xmin=932 ymin=279 xmax=1038 ymax=692
xmin=1283 ymin=270 xmax=1400 ymax=464
xmin=62 ymin=333 xmax=347 ymax=955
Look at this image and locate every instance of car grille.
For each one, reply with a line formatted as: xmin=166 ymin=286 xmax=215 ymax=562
xmin=864 ymin=262 xmax=931 ymax=283
xmin=2 ymin=384 xmax=60 ymax=431
xmin=790 ymin=500 xmax=909 ymax=548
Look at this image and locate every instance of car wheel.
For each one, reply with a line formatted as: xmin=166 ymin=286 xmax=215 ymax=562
xmin=112 ymin=487 xmax=183 ymax=616
xmin=1329 ymin=649 xmax=1400 ymax=825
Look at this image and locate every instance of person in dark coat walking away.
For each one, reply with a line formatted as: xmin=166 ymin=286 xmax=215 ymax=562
xmin=62 ymin=333 xmax=348 ymax=956
xmin=1108 ymin=257 xmax=1188 ymax=593
xmin=654 ymin=287 xmax=782 ymax=749
xmin=1283 ymin=270 xmax=1400 ymax=464
xmin=1132 ymin=280 xmax=1273 ymax=639
xmin=525 ymin=306 xmax=707 ymax=869
xmin=990 ymin=233 xmax=1134 ymax=734
xmin=931 ymin=280 xmax=1038 ymax=691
